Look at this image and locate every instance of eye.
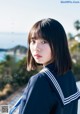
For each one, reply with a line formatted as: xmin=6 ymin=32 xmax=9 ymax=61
xmin=30 ymin=39 xmax=35 ymax=44
xmin=41 ymin=40 xmax=47 ymax=44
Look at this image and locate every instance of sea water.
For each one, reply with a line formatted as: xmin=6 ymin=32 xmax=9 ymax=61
xmin=0 ymin=32 xmax=27 ymax=62
xmin=0 ymin=52 xmax=6 ymax=62
xmin=0 ymin=32 xmax=27 ymax=49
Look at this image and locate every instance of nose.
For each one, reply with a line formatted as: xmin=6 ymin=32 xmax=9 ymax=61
xmin=34 ymin=43 xmax=41 ymax=51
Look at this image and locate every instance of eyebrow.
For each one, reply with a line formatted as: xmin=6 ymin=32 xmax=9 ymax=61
xmin=31 ymin=37 xmax=37 ymax=40
xmin=31 ymin=37 xmax=43 ymax=40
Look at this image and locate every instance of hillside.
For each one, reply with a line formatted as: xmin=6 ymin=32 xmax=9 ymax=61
xmin=0 ymin=49 xmax=7 ymax=52
xmin=0 ymin=45 xmax=27 ymax=54
xmin=6 ymin=45 xmax=27 ymax=54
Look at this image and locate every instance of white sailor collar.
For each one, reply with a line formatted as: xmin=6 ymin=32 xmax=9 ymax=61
xmin=40 ymin=67 xmax=80 ymax=106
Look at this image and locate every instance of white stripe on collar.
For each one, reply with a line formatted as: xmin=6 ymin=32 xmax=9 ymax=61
xmin=40 ymin=68 xmax=80 ymax=105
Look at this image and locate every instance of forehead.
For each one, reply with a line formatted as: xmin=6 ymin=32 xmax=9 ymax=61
xmin=30 ymin=29 xmax=45 ymax=40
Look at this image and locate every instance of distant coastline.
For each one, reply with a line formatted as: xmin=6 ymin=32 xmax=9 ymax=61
xmin=0 ymin=49 xmax=7 ymax=52
xmin=0 ymin=45 xmax=27 ymax=62
xmin=0 ymin=32 xmax=28 ymax=49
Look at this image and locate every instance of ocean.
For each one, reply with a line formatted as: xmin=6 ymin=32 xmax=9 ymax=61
xmin=0 ymin=51 xmax=26 ymax=62
xmin=0 ymin=32 xmax=28 ymax=49
xmin=0 ymin=52 xmax=6 ymax=62
xmin=0 ymin=32 xmax=27 ymax=62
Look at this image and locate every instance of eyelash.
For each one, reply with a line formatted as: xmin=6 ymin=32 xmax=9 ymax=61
xmin=31 ymin=40 xmax=35 ymax=43
xmin=41 ymin=40 xmax=47 ymax=44
xmin=30 ymin=40 xmax=47 ymax=44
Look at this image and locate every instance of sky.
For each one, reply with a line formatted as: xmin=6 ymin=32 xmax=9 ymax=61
xmin=0 ymin=0 xmax=80 ymax=48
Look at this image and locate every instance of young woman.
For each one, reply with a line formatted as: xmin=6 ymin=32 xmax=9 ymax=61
xmin=19 ymin=18 xmax=80 ymax=114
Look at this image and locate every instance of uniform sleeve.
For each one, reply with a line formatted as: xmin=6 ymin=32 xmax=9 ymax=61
xmin=20 ymin=74 xmax=57 ymax=114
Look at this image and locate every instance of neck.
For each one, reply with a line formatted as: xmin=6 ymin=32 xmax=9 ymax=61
xmin=43 ymin=60 xmax=54 ymax=67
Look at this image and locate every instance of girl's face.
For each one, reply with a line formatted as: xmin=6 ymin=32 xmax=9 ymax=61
xmin=30 ymin=38 xmax=53 ymax=66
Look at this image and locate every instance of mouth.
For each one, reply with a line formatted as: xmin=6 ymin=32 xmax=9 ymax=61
xmin=34 ymin=54 xmax=42 ymax=58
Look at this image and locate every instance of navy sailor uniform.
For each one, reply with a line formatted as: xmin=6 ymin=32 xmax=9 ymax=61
xmin=19 ymin=63 xmax=80 ymax=114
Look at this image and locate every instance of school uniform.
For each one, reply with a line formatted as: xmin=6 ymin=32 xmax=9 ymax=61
xmin=19 ymin=62 xmax=80 ymax=114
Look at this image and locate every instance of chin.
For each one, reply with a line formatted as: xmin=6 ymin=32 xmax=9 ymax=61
xmin=35 ymin=61 xmax=43 ymax=64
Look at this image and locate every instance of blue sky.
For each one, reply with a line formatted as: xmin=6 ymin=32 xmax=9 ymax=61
xmin=0 ymin=0 xmax=80 ymax=34
xmin=0 ymin=0 xmax=80 ymax=48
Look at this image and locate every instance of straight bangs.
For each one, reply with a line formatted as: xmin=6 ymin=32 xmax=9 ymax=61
xmin=28 ymin=21 xmax=51 ymax=45
xmin=28 ymin=21 xmax=47 ymax=44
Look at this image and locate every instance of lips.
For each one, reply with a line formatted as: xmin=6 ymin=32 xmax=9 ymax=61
xmin=34 ymin=54 xmax=42 ymax=58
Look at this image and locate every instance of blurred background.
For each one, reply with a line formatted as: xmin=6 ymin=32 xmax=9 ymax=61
xmin=0 ymin=0 xmax=80 ymax=113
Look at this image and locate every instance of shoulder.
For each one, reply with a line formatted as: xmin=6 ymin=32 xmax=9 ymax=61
xmin=29 ymin=71 xmax=48 ymax=88
xmin=24 ymin=71 xmax=47 ymax=93
xmin=23 ymin=72 xmax=48 ymax=100
xmin=23 ymin=71 xmax=55 ymax=99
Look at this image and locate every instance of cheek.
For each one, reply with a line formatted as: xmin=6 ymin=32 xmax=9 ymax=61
xmin=45 ymin=46 xmax=52 ymax=58
xmin=48 ymin=50 xmax=52 ymax=59
xmin=48 ymin=48 xmax=54 ymax=59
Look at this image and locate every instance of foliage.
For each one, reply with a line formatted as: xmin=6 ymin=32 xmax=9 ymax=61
xmin=12 ymin=57 xmax=38 ymax=87
xmin=74 ymin=20 xmax=80 ymax=31
xmin=67 ymin=33 xmax=74 ymax=40
xmin=0 ymin=55 xmax=16 ymax=88
xmin=0 ymin=55 xmax=38 ymax=91
xmin=0 ymin=55 xmax=38 ymax=100
xmin=72 ymin=62 xmax=80 ymax=81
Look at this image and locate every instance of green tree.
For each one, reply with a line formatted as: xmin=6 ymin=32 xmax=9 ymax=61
xmin=74 ymin=20 xmax=80 ymax=31
xmin=0 ymin=55 xmax=16 ymax=88
xmin=67 ymin=33 xmax=74 ymax=40
xmin=13 ymin=57 xmax=38 ymax=86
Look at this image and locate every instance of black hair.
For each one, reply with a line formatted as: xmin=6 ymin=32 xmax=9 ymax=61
xmin=27 ymin=18 xmax=72 ymax=75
